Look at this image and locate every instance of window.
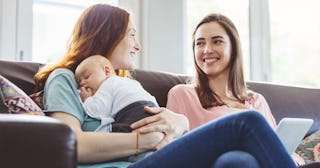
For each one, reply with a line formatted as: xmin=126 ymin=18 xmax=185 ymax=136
xmin=186 ymin=0 xmax=250 ymax=80
xmin=32 ymin=0 xmax=118 ymax=63
xmin=269 ymin=0 xmax=320 ymax=87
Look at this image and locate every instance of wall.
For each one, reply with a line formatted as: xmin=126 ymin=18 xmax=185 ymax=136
xmin=141 ymin=0 xmax=185 ymax=73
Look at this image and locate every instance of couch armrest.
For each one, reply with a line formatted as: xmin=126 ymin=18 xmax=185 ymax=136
xmin=0 ymin=114 xmax=77 ymax=168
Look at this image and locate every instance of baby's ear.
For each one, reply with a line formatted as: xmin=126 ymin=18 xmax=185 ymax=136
xmin=104 ymin=66 xmax=111 ymax=75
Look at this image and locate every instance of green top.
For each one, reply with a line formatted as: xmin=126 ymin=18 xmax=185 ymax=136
xmin=43 ymin=68 xmax=132 ymax=168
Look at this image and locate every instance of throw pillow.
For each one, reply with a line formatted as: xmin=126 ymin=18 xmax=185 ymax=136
xmin=0 ymin=75 xmax=43 ymax=115
xmin=296 ymin=130 xmax=320 ymax=163
xmin=29 ymin=90 xmax=44 ymax=109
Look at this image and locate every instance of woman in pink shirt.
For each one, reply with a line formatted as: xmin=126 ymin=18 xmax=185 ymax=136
xmin=167 ymin=13 xmax=304 ymax=166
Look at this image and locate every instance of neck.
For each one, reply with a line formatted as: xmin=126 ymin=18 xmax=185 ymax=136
xmin=208 ymin=72 xmax=230 ymax=98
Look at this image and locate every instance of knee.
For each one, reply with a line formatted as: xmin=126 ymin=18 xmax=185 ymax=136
xmin=236 ymin=110 xmax=267 ymax=125
xmin=240 ymin=110 xmax=264 ymax=119
xmin=212 ymin=151 xmax=260 ymax=168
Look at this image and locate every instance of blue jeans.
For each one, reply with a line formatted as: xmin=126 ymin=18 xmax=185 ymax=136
xmin=212 ymin=150 xmax=259 ymax=168
xmin=128 ymin=111 xmax=297 ymax=168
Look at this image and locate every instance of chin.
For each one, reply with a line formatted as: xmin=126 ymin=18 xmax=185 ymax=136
xmin=117 ymin=63 xmax=135 ymax=70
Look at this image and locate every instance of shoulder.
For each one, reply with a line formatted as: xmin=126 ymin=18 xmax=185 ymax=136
xmin=47 ymin=68 xmax=75 ymax=82
xmin=168 ymin=84 xmax=196 ymax=97
xmin=50 ymin=68 xmax=74 ymax=76
xmin=169 ymin=84 xmax=195 ymax=93
xmin=247 ymin=90 xmax=268 ymax=104
xmin=45 ymin=68 xmax=77 ymax=90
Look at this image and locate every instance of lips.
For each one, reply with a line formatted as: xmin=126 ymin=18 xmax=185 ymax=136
xmin=129 ymin=52 xmax=135 ymax=58
xmin=203 ymin=57 xmax=219 ymax=63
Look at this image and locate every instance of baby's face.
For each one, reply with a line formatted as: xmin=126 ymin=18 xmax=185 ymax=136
xmin=75 ymin=65 xmax=107 ymax=94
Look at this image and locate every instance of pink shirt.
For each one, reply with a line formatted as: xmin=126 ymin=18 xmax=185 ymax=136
xmin=166 ymin=84 xmax=277 ymax=130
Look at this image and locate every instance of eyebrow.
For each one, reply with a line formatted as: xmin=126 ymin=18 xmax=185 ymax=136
xmin=196 ymin=35 xmax=224 ymax=41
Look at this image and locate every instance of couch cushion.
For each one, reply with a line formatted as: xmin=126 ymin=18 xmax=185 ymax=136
xmin=0 ymin=75 xmax=43 ymax=114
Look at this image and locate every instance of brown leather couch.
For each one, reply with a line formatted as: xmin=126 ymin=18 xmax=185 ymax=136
xmin=0 ymin=60 xmax=320 ymax=168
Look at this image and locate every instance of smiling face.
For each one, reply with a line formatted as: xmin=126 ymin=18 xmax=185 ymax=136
xmin=108 ymin=18 xmax=141 ymax=70
xmin=194 ymin=21 xmax=232 ymax=79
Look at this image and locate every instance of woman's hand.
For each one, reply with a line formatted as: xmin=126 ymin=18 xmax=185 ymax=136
xmin=131 ymin=106 xmax=189 ymax=149
xmin=139 ymin=132 xmax=165 ymax=150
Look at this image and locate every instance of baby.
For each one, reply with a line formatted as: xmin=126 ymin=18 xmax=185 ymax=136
xmin=75 ymin=55 xmax=159 ymax=133
xmin=75 ymin=55 xmax=160 ymax=162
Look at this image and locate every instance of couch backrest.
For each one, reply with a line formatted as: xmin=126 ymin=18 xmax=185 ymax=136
xmin=0 ymin=60 xmax=42 ymax=95
xmin=1 ymin=60 xmax=319 ymax=135
xmin=247 ymin=82 xmax=320 ymax=135
xmin=133 ymin=69 xmax=189 ymax=107
xmin=134 ymin=69 xmax=320 ymax=135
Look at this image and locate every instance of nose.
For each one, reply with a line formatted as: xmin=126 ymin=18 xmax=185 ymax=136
xmin=204 ymin=43 xmax=213 ymax=54
xmin=79 ymin=80 xmax=86 ymax=87
xmin=134 ymin=39 xmax=141 ymax=52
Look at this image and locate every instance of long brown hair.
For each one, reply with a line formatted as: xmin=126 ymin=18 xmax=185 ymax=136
xmin=34 ymin=4 xmax=129 ymax=92
xmin=192 ymin=13 xmax=247 ymax=108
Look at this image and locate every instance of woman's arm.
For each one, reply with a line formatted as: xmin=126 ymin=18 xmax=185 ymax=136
xmin=131 ymin=106 xmax=189 ymax=149
xmin=249 ymin=92 xmax=277 ymax=129
xmin=50 ymin=112 xmax=163 ymax=163
xmin=43 ymin=69 xmax=164 ymax=163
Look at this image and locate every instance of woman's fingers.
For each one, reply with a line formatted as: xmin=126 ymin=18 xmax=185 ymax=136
xmin=131 ymin=106 xmax=167 ymax=129
xmin=144 ymin=106 xmax=165 ymax=114
xmin=156 ymin=134 xmax=175 ymax=149
xmin=137 ymin=122 xmax=169 ymax=133
xmin=132 ymin=107 xmax=190 ymax=148
xmin=131 ymin=113 xmax=161 ymax=130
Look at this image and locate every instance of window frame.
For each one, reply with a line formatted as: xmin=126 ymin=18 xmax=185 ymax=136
xmin=249 ymin=0 xmax=271 ymax=81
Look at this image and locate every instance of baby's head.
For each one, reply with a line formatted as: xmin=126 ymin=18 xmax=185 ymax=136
xmin=75 ymin=55 xmax=115 ymax=94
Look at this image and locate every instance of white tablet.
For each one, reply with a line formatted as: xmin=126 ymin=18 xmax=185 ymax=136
xmin=276 ymin=118 xmax=313 ymax=155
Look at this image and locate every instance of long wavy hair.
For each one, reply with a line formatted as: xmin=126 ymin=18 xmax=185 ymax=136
xmin=34 ymin=4 xmax=129 ymax=92
xmin=192 ymin=14 xmax=247 ymax=108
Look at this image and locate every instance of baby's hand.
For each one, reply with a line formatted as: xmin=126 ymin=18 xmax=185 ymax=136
xmin=79 ymin=87 xmax=93 ymax=101
xmin=139 ymin=131 xmax=165 ymax=150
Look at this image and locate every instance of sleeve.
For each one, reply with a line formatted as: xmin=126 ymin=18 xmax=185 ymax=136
xmin=82 ymin=88 xmax=113 ymax=120
xmin=43 ymin=68 xmax=85 ymax=123
xmin=253 ymin=92 xmax=277 ymax=129
xmin=166 ymin=85 xmax=186 ymax=116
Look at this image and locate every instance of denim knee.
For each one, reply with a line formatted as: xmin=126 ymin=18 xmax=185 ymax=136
xmin=212 ymin=150 xmax=260 ymax=168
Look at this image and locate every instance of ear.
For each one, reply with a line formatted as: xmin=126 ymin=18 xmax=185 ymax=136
xmin=104 ymin=66 xmax=111 ymax=76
